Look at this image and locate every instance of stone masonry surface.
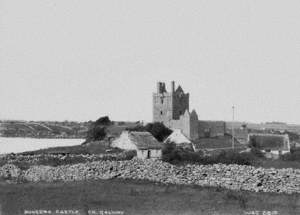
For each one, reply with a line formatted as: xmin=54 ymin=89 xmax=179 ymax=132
xmin=1 ymin=159 xmax=299 ymax=194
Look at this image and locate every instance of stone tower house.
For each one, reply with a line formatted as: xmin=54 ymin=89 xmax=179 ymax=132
xmin=153 ymin=81 xmax=199 ymax=140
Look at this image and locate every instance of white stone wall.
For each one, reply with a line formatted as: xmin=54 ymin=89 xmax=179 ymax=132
xmin=137 ymin=150 xmax=148 ymax=159
xmin=137 ymin=149 xmax=162 ymax=159
xmin=111 ymin=132 xmax=137 ymax=150
xmin=151 ymin=149 xmax=162 ymax=158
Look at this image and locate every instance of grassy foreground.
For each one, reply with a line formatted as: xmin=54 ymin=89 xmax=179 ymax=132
xmin=0 ymin=179 xmax=299 ymax=215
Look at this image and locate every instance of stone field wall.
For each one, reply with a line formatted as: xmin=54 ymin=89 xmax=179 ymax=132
xmin=0 ymin=159 xmax=299 ymax=194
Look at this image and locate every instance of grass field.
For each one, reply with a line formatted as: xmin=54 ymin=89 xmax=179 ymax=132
xmin=0 ymin=179 xmax=299 ymax=215
xmin=20 ymin=141 xmax=122 ymax=155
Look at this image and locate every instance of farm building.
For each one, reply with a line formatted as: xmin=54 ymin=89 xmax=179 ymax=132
xmin=193 ymin=135 xmax=245 ymax=152
xmin=111 ymin=131 xmax=163 ymax=159
xmin=248 ymin=133 xmax=290 ymax=158
xmin=164 ymin=129 xmax=194 ymax=151
xmin=198 ymin=120 xmax=226 ymax=138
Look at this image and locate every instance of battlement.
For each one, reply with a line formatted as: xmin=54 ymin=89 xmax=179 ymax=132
xmin=153 ymin=81 xmax=189 ymax=122
xmin=156 ymin=81 xmax=175 ymax=94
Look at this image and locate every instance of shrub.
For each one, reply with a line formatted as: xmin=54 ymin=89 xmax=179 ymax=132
xmin=85 ymin=116 xmax=111 ymax=142
xmin=145 ymin=122 xmax=172 ymax=142
xmin=162 ymin=144 xmax=257 ymax=166
xmin=123 ymin=150 xmax=137 ymax=160
xmin=87 ymin=125 xmax=106 ymax=141
xmin=250 ymin=147 xmax=265 ymax=158
xmin=280 ymin=151 xmax=300 ymax=162
xmin=126 ymin=125 xmax=147 ymax=132
xmin=162 ymin=143 xmax=184 ymax=163
xmin=95 ymin=116 xmax=111 ymax=125
xmin=213 ymin=150 xmax=257 ymax=166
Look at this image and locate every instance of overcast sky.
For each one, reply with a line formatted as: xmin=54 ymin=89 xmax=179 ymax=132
xmin=1 ymin=0 xmax=300 ymax=123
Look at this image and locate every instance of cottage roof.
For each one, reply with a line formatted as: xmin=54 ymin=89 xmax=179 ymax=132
xmin=129 ymin=131 xmax=163 ymax=150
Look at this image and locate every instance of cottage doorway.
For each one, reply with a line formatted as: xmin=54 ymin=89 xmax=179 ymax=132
xmin=147 ymin=150 xmax=151 ymax=158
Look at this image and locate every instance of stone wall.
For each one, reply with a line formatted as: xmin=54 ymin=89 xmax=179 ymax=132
xmin=137 ymin=149 xmax=161 ymax=159
xmin=198 ymin=121 xmax=226 ymax=137
xmin=168 ymin=110 xmax=199 ymax=141
xmin=0 ymin=152 xmax=133 ymax=168
xmin=153 ymin=81 xmax=189 ymax=125
xmin=1 ymin=159 xmax=299 ymax=194
xmin=172 ymin=89 xmax=189 ymax=120
xmin=153 ymin=92 xmax=173 ymax=123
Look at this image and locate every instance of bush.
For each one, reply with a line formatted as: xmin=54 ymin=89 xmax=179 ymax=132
xmin=280 ymin=151 xmax=300 ymax=161
xmin=212 ymin=150 xmax=257 ymax=166
xmin=250 ymin=147 xmax=265 ymax=158
xmin=123 ymin=150 xmax=137 ymax=160
xmin=95 ymin=116 xmax=111 ymax=125
xmin=145 ymin=122 xmax=172 ymax=142
xmin=87 ymin=125 xmax=106 ymax=141
xmin=85 ymin=116 xmax=111 ymax=142
xmin=126 ymin=125 xmax=147 ymax=132
xmin=162 ymin=144 xmax=257 ymax=166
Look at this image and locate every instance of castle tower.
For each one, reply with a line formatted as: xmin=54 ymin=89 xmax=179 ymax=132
xmin=153 ymin=81 xmax=189 ymax=126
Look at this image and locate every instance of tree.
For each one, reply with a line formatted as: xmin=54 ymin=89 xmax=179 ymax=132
xmin=145 ymin=122 xmax=172 ymax=142
xmin=126 ymin=122 xmax=172 ymax=142
xmin=85 ymin=116 xmax=111 ymax=142
xmin=87 ymin=125 xmax=106 ymax=141
xmin=95 ymin=116 xmax=111 ymax=126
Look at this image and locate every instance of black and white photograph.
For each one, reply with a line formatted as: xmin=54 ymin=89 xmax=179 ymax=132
xmin=0 ymin=1 xmax=299 ymax=214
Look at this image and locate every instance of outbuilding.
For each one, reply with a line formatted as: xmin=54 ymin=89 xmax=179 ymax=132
xmin=111 ymin=131 xmax=163 ymax=159
xmin=248 ymin=133 xmax=290 ymax=159
xmin=164 ymin=129 xmax=195 ymax=151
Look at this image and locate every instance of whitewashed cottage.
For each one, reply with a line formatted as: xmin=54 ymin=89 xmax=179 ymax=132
xmin=111 ymin=131 xmax=162 ymax=159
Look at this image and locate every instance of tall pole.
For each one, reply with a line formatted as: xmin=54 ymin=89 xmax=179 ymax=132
xmin=232 ymin=105 xmax=235 ymax=150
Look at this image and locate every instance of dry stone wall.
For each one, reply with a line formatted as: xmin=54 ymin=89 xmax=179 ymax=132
xmin=1 ymin=159 xmax=299 ymax=194
xmin=0 ymin=152 xmax=132 ymax=166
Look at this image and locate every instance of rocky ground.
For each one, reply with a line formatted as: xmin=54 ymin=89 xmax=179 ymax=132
xmin=1 ymin=158 xmax=299 ymax=194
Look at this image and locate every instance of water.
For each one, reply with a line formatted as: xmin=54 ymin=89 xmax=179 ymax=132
xmin=0 ymin=137 xmax=84 ymax=154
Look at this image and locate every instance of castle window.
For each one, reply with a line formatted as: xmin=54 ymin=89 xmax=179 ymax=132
xmin=160 ymin=111 xmax=163 ymax=115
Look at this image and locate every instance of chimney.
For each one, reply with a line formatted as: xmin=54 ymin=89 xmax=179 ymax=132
xmin=171 ymin=81 xmax=175 ymax=93
xmin=157 ymin=82 xmax=161 ymax=93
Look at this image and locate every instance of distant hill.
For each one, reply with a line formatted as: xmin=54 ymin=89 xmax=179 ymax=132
xmin=226 ymin=121 xmax=300 ymax=135
xmin=3 ymin=119 xmax=300 ymax=141
xmin=0 ymin=120 xmax=91 ymax=138
xmin=0 ymin=119 xmax=142 ymax=139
